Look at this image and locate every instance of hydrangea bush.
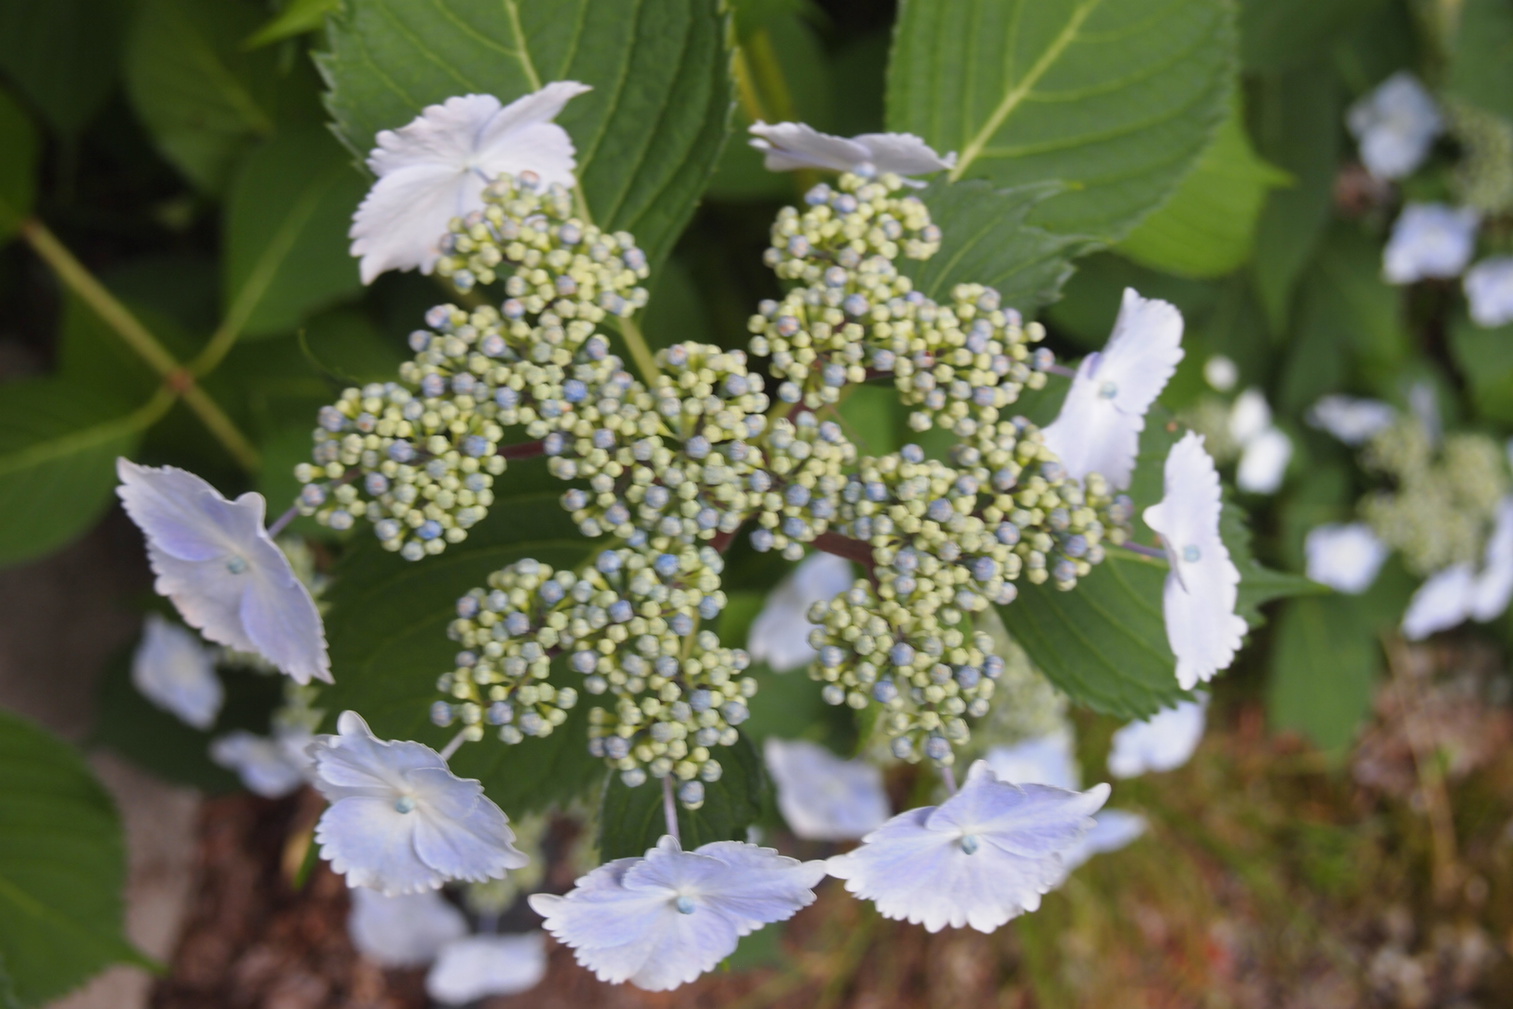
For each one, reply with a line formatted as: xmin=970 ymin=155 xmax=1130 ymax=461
xmin=6 ymin=0 xmax=1509 ymax=1003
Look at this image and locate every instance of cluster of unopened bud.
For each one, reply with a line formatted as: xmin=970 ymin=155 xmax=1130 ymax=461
xmin=808 ymin=578 xmax=1002 ymax=764
xmin=1361 ymin=418 xmax=1510 ymax=574
xmin=434 ymin=171 xmax=651 ymax=315
xmin=750 ymin=412 xmax=858 ymax=559
xmin=1448 ymin=98 xmax=1513 ymax=215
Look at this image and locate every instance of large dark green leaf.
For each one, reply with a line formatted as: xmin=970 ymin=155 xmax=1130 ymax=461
xmin=0 ymin=710 xmax=147 ymax=1006
xmin=1266 ymin=595 xmax=1380 ymax=753
xmin=904 ymin=180 xmax=1087 ymax=317
xmin=1448 ymin=0 xmax=1513 ymax=121
xmin=319 ymin=0 xmax=734 ymax=266
xmin=0 ymin=88 xmax=37 ymax=242
xmin=1237 ymin=0 xmax=1383 ymax=73
xmin=598 ymin=733 xmax=766 ymax=860
xmin=223 ymin=125 xmax=367 ymax=338
xmin=1451 ymin=313 xmax=1513 ymax=424
xmin=886 ymin=0 xmax=1236 ymax=241
xmin=1118 ymin=100 xmax=1289 ymax=278
xmin=0 ymin=0 xmax=129 ymax=138
xmin=318 ymin=457 xmax=605 ymax=814
xmin=0 ymin=378 xmax=162 ymax=569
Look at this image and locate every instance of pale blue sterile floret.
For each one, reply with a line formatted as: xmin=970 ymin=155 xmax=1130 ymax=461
xmin=746 ymin=552 xmax=856 ymax=671
xmin=1107 ymin=695 xmax=1208 ymax=779
xmin=1305 ymin=522 xmax=1390 ymax=595
xmin=310 ymin=711 xmax=529 ymax=895
xmin=425 ymin=932 xmax=548 ymax=1004
xmin=764 ymin=737 xmax=891 ymax=842
xmin=528 ymin=836 xmax=826 ymax=991
xmin=1346 ymin=71 xmax=1443 ymax=180
xmin=1465 ymin=256 xmax=1513 ymax=328
xmin=115 ymin=458 xmax=331 ymax=686
xmin=209 ymin=727 xmax=312 ymax=798
xmin=826 ymin=760 xmax=1110 ymax=933
xmin=347 ymin=887 xmax=468 ymax=968
xmin=131 ymin=612 xmax=224 ymax=731
xmin=1383 ymin=202 xmax=1480 ymax=284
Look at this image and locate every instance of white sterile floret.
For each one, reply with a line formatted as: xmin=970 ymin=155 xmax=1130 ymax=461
xmin=348 ymin=888 xmax=468 ymax=967
xmin=1383 ymin=203 xmax=1480 ymax=284
xmin=983 ymin=728 xmax=1079 ymax=791
xmin=350 ymin=82 xmax=591 ymax=283
xmin=1203 ymin=355 xmax=1238 ymax=392
xmin=131 ymin=613 xmax=223 ymax=730
xmin=1307 ymin=395 xmax=1397 ymax=445
xmin=529 ymin=836 xmax=825 ymax=991
xmin=210 ymin=728 xmax=312 ymax=798
xmin=116 ymin=459 xmax=330 ymax=685
xmin=1237 ymin=426 xmax=1293 ymax=494
xmin=1043 ymin=288 xmax=1185 ymax=490
xmin=764 ymin=738 xmax=890 ymax=842
xmin=1346 ymin=71 xmax=1443 ymax=180
xmin=1305 ymin=523 xmax=1389 ymax=595
xmin=426 ymin=933 xmax=549 ymax=1004
xmin=1143 ymin=433 xmax=1247 ymax=689
xmin=1465 ymin=257 xmax=1513 ymax=328
xmin=311 ymin=711 xmax=528 ymax=895
xmin=826 ymin=761 xmax=1109 ymax=933
xmin=1107 ymin=696 xmax=1208 ymax=779
xmin=1402 ymin=496 xmax=1513 ymax=638
xmin=748 ymin=121 xmax=955 ymax=181
xmin=1228 ymin=388 xmax=1272 ymax=445
xmin=748 ymin=553 xmax=855 ymax=671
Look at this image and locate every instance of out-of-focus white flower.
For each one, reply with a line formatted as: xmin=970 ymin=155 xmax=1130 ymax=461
xmin=764 ymin=738 xmax=890 ymax=842
xmin=1403 ymin=496 xmax=1513 ymax=637
xmin=116 ymin=459 xmax=330 ymax=685
xmin=1465 ymin=257 xmax=1513 ymax=328
xmin=1347 ymin=71 xmax=1443 ymax=179
xmin=529 ymin=837 xmax=824 ymax=991
xmin=1107 ymin=696 xmax=1208 ymax=779
xmin=1204 ymin=355 xmax=1238 ymax=392
xmin=983 ymin=728 xmax=1079 ymax=791
xmin=348 ymin=887 xmax=468 ymax=967
xmin=1306 ymin=523 xmax=1389 ymax=595
xmin=1237 ymin=426 xmax=1293 ymax=494
xmin=748 ymin=122 xmax=955 ymax=180
xmin=131 ymin=613 xmax=223 ymax=730
xmin=826 ymin=761 xmax=1108 ymax=933
xmin=1228 ymin=389 xmax=1272 ymax=445
xmin=1056 ymin=809 xmax=1147 ymax=877
xmin=1043 ymin=288 xmax=1185 ymax=490
xmin=350 ymin=82 xmax=591 ymax=283
xmin=210 ymin=728 xmax=312 ymax=798
xmin=1383 ymin=203 xmax=1480 ymax=284
xmin=311 ymin=711 xmax=528 ymax=895
xmin=1142 ymin=434 xmax=1247 ymax=690
xmin=1307 ymin=396 xmax=1397 ymax=445
xmin=748 ymin=553 xmax=854 ymax=671
xmin=426 ymin=933 xmax=549 ymax=1004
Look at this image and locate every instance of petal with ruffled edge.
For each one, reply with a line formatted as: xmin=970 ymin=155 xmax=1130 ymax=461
xmin=426 ymin=933 xmax=548 ymax=1004
xmin=1305 ymin=523 xmax=1389 ymax=595
xmin=310 ymin=711 xmax=448 ymax=800
xmin=764 ymin=737 xmax=891 ymax=841
xmin=315 ymin=794 xmax=442 ymax=895
xmin=348 ymin=888 xmax=467 ymax=968
xmin=408 ymin=765 xmax=529 ymax=881
xmin=673 ymin=840 xmax=826 ymax=929
xmin=241 ymin=532 xmax=330 ymax=685
xmin=131 ymin=613 xmax=222 ymax=730
xmin=351 ymin=84 xmax=590 ymax=283
xmin=1107 ymin=696 xmax=1208 ymax=779
xmin=1402 ymin=564 xmax=1476 ymax=640
xmin=1043 ymin=289 xmax=1184 ymax=489
xmin=926 ymin=761 xmax=1109 ymax=860
xmin=748 ymin=121 xmax=953 ymax=178
xmin=1143 ymin=433 xmax=1246 ymax=689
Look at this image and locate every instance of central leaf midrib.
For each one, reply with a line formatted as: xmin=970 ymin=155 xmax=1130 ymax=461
xmin=949 ymin=0 xmax=1105 ymax=181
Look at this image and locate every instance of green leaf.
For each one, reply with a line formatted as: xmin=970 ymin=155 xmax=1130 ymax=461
xmin=246 ymin=0 xmax=340 ymax=49
xmin=90 ymin=646 xmax=286 ymax=794
xmin=223 ymin=125 xmax=367 ymax=338
xmin=1118 ymin=100 xmax=1290 ymax=278
xmin=318 ymin=457 xmax=604 ymax=814
xmin=1450 ymin=313 xmax=1513 ymax=424
xmin=0 ymin=379 xmax=163 ymax=570
xmin=904 ymin=180 xmax=1086 ymax=317
xmin=1448 ymin=0 xmax=1513 ymax=121
xmin=1237 ymin=0 xmax=1383 ymax=73
xmin=886 ymin=0 xmax=1237 ymax=241
xmin=0 ymin=0 xmax=130 ymax=138
xmin=1250 ymin=63 xmax=1343 ymax=333
xmin=124 ymin=0 xmax=281 ymax=192
xmin=0 ymin=709 xmax=148 ymax=1006
xmin=0 ymin=89 xmax=38 ymax=242
xmin=298 ymin=307 xmax=408 ymax=384
xmin=319 ymin=0 xmax=734 ymax=266
xmin=1266 ymin=595 xmax=1380 ymax=753
xmin=1224 ymin=500 xmax=1324 ymax=626
xmin=597 ymin=733 xmax=766 ymax=860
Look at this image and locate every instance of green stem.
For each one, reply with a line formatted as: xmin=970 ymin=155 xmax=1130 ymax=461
xmin=21 ymin=218 xmax=263 ymax=472
xmin=615 ymin=315 xmax=662 ymax=385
